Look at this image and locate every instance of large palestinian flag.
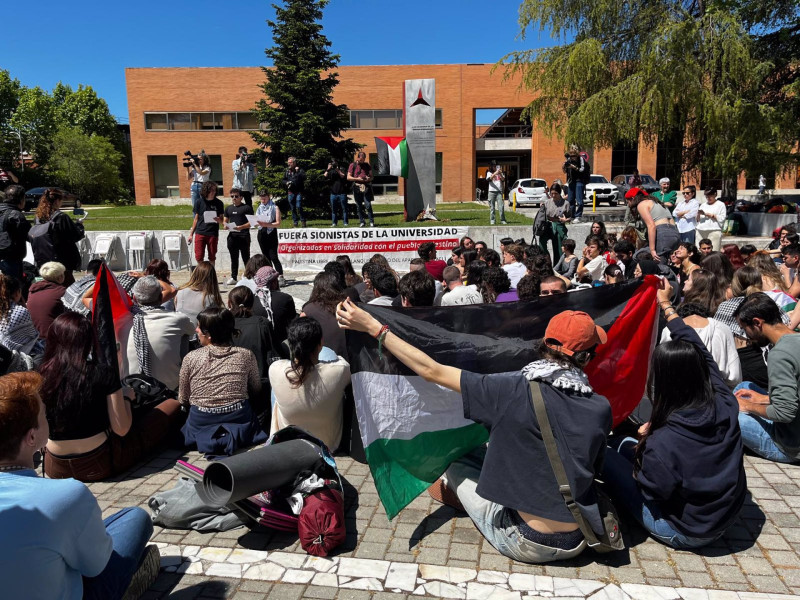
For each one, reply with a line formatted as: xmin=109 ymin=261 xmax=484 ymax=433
xmin=346 ymin=277 xmax=660 ymax=519
xmin=374 ymin=136 xmax=409 ymax=178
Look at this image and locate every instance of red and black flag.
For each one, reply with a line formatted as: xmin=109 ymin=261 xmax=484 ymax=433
xmin=91 ymin=263 xmax=132 ymax=376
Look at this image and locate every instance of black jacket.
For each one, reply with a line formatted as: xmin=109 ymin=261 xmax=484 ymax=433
xmin=0 ymin=203 xmax=31 ymax=261
xmin=283 ymin=167 xmax=306 ymax=193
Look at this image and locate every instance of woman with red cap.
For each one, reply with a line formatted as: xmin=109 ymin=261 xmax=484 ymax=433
xmin=625 ymin=188 xmax=680 ymax=264
xmin=336 ymin=299 xmax=611 ymax=564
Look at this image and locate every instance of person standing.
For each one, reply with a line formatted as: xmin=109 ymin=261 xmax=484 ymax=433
xmin=325 ymin=159 xmax=348 ymax=227
xmin=653 ymin=177 xmax=677 ymax=211
xmin=0 ymin=166 xmax=19 ymax=191
xmin=696 ymin=187 xmax=727 ymax=251
xmin=348 ymin=151 xmax=375 ymax=228
xmin=187 ymin=181 xmax=224 ymax=267
xmin=564 ymin=146 xmax=588 ymax=224
xmin=255 ymin=189 xmax=285 ymax=286
xmin=673 ymin=184 xmax=700 ymax=243
xmin=232 ymin=146 xmax=256 ymax=206
xmin=283 ymin=156 xmax=306 ymax=228
xmin=486 ymin=164 xmax=506 ymax=225
xmin=223 ymin=188 xmax=254 ymax=285
xmin=186 ymin=152 xmax=211 ymax=215
xmin=30 ymin=188 xmax=85 ymax=287
xmin=0 ymin=185 xmax=30 ymax=280
xmin=538 ymin=183 xmax=571 ymax=265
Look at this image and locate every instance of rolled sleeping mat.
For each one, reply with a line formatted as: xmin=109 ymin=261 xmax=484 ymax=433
xmin=197 ymin=439 xmax=325 ymax=507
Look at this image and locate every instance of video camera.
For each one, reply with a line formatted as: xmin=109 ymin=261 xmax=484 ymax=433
xmin=238 ymin=151 xmax=257 ymax=165
xmin=183 ymin=150 xmax=203 ymax=168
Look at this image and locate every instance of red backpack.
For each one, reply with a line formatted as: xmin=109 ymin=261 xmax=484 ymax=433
xmin=298 ymin=488 xmax=346 ymax=557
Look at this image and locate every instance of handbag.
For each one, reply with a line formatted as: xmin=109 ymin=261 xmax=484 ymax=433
xmin=528 ymin=380 xmax=624 ymax=553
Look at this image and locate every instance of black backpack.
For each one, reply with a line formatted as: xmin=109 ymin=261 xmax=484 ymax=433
xmin=29 ymin=210 xmax=60 ymax=266
xmin=579 ymin=159 xmax=591 ymax=184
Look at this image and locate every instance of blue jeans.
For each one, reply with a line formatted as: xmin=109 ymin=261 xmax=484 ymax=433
xmin=568 ymin=180 xmax=585 ymax=219
xmin=444 ymin=448 xmax=586 ymax=563
xmin=83 ymin=507 xmax=154 ymax=600
xmin=488 ymin=191 xmax=505 ymax=224
xmin=602 ymin=439 xmax=720 ymax=549
xmin=353 ymin=188 xmax=374 ymax=225
xmin=734 ymin=382 xmax=797 ymax=463
xmin=190 ymin=182 xmax=203 ymax=215
xmin=679 ymin=230 xmax=696 ymax=244
xmin=288 ymin=193 xmax=304 ymax=225
xmin=330 ymin=194 xmax=348 ymax=226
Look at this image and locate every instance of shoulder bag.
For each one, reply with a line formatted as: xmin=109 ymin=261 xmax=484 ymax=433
xmin=528 ymin=380 xmax=624 ymax=553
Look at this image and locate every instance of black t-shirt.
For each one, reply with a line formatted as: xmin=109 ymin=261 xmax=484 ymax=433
xmin=195 ymin=198 xmax=225 ymax=237
xmin=46 ymin=363 xmax=122 ymax=441
xmin=252 ymin=290 xmax=297 ymax=349
xmin=233 ymin=315 xmax=273 ymax=377
xmin=460 ymin=369 xmax=611 ymax=532
xmin=326 ymin=168 xmax=347 ymax=195
xmin=225 ymin=203 xmax=254 ymax=238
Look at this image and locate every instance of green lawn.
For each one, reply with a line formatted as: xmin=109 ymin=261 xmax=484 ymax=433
xmin=81 ymin=202 xmax=531 ymax=231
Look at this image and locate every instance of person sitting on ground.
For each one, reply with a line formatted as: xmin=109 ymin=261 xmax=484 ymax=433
xmin=540 ymin=276 xmax=568 ymax=296
xmin=336 ymin=301 xmax=611 ymax=564
xmin=517 ymin=273 xmax=541 ymax=301
xmin=418 ymin=242 xmax=447 ymax=282
xmin=61 ymin=259 xmax=104 ymax=316
xmin=698 ymin=238 xmax=713 ymax=257
xmin=474 ymin=240 xmax=487 ymax=259
xmin=499 ymin=237 xmax=514 ymax=254
xmin=238 ymin=254 xmax=271 ymax=293
xmin=27 ymin=261 xmax=66 ymax=338
xmin=722 ymin=244 xmax=746 ymax=271
xmin=397 ymin=269 xmax=437 ymax=307
xmin=410 ymin=258 xmax=445 ymax=304
xmin=603 ymin=264 xmax=624 ymax=285
xmin=602 ymin=282 xmax=745 ymax=548
xmin=574 ymin=236 xmax=608 ymax=283
xmin=324 ymin=260 xmax=361 ymax=303
xmin=143 ymin=258 xmax=178 ymax=311
xmin=553 ymin=238 xmax=579 ymax=281
xmin=0 ymin=371 xmax=161 ymax=600
xmin=661 ymin=303 xmax=741 ymax=388
xmin=175 ymin=260 xmax=223 ymax=327
xmin=779 ymin=244 xmax=800 ymax=300
xmin=701 ymin=251 xmax=736 ymax=294
xmin=740 ymin=244 xmax=757 ymax=264
xmin=252 ymin=265 xmax=296 ymax=350
xmin=734 ymin=293 xmax=800 ymax=463
xmin=179 ymin=307 xmax=265 ymax=456
xmin=682 ymin=268 xmax=726 ymax=315
xmin=354 ymin=262 xmax=378 ymax=304
xmin=501 ymin=243 xmax=527 ymax=289
xmin=524 ymin=251 xmax=554 ymax=280
xmin=303 ymin=271 xmax=349 ymax=358
xmin=229 ymin=285 xmax=275 ymax=379
xmin=466 ymin=260 xmax=487 ymax=291
xmin=42 ymin=312 xmax=182 ymax=482
xmin=269 ymin=317 xmax=351 ymax=452
xmin=749 ymin=251 xmax=796 ymax=311
xmin=613 ymin=240 xmax=636 ymax=279
xmin=673 ymin=242 xmax=702 ymax=291
xmin=124 ymin=276 xmax=195 ymax=392
xmin=0 ymin=274 xmax=43 ymax=356
xmin=440 ymin=265 xmax=482 ymax=306
xmin=367 ymin=269 xmax=399 ymax=307
xmin=482 ymin=248 xmax=502 ymax=268
xmin=370 ymin=253 xmax=400 ymax=282
xmin=336 ymin=254 xmax=363 ymax=287
xmin=481 ymin=267 xmax=515 ymax=303
xmin=459 ymin=249 xmax=478 ymax=279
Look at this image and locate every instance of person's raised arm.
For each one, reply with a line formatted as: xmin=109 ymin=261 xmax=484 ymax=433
xmin=336 ymin=298 xmax=461 ymax=392
xmin=638 ymin=202 xmax=659 ymax=262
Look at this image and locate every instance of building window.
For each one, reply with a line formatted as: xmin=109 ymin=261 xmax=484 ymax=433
xmin=349 ymin=109 xmax=443 ymax=129
xmin=209 ymin=155 xmax=224 ymax=190
xmin=656 ymin=133 xmax=683 ymax=184
xmin=611 ymin=142 xmax=639 ymax=178
xmin=149 ymin=156 xmax=179 ymax=198
xmin=144 ymin=112 xmax=265 ymax=131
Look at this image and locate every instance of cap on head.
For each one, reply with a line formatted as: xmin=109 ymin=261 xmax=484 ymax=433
xmin=625 ymin=187 xmax=645 ymax=200
xmin=544 ymin=310 xmax=607 ymax=356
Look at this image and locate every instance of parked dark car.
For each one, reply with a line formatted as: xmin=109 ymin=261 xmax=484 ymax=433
xmin=23 ymin=187 xmax=80 ymax=213
xmin=611 ymin=174 xmax=660 ymax=196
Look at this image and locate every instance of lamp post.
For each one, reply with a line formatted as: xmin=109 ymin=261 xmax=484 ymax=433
xmin=11 ymin=129 xmax=23 ymax=172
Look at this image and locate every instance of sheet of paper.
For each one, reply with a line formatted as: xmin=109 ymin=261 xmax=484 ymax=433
xmin=246 ymin=215 xmax=260 ymax=226
xmin=225 ymin=222 xmax=237 ymax=231
xmin=203 ymin=211 xmax=218 ymax=224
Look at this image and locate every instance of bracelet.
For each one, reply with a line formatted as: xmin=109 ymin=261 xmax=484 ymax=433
xmin=663 ymin=308 xmax=677 ymax=317
xmin=659 ymin=301 xmax=673 ymax=308
xmin=374 ymin=324 xmax=389 ymax=339
xmin=377 ymin=326 xmax=390 ymax=359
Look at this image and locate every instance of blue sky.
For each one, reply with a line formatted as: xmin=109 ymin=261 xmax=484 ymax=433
xmin=2 ymin=0 xmax=555 ymax=124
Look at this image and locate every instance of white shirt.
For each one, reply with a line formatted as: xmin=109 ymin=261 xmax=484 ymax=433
xmin=486 ymin=170 xmax=504 ymax=194
xmin=673 ymin=198 xmax=699 ymax=233
xmin=660 ymin=318 xmax=741 ymax=388
xmin=696 ymin=200 xmax=727 ymax=232
xmin=232 ymin=159 xmax=255 ymax=193
xmin=576 ymin=255 xmax=608 ymax=282
xmin=440 ymin=284 xmax=483 ymax=306
xmin=503 ymin=262 xmax=527 ymax=288
xmin=190 ymin=166 xmax=210 ymax=184
xmin=256 ymin=201 xmax=277 ymax=233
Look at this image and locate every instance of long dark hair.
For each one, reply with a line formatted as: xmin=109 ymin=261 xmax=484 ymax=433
xmin=634 ymin=339 xmax=714 ymax=474
xmin=286 ymin=317 xmax=323 ymax=387
xmin=307 ymin=272 xmax=346 ymax=315
xmin=39 ymin=312 xmax=96 ymax=415
xmin=336 ymin=255 xmax=362 ymax=287
xmin=480 ymin=267 xmax=511 ymax=303
xmin=683 ymin=268 xmax=726 ymax=314
xmin=701 ymin=252 xmax=735 ymax=290
xmin=36 ymin=188 xmax=63 ymax=223
xmin=228 ymin=286 xmax=254 ymax=318
xmin=144 ymin=258 xmax=171 ymax=283
xmin=0 ymin=275 xmax=20 ymax=320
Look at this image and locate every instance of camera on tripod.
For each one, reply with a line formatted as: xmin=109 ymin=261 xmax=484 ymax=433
xmin=183 ymin=150 xmax=202 ymax=168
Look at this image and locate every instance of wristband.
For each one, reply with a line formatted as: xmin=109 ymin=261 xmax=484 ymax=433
xmin=377 ymin=325 xmax=390 ymax=359
xmin=663 ymin=308 xmax=677 ymax=318
xmin=374 ymin=324 xmax=389 ymax=338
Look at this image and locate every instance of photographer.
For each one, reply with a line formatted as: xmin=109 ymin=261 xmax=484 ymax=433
xmin=0 ymin=166 xmax=19 ymax=191
xmin=563 ymin=145 xmax=588 ymax=224
xmin=486 ymin=163 xmax=506 ymax=225
xmin=348 ymin=151 xmax=374 ymax=228
xmin=232 ymin=146 xmax=256 ymax=206
xmin=325 ymin=159 xmax=348 ymax=227
xmin=282 ymin=156 xmax=306 ymax=228
xmin=185 ymin=151 xmax=211 ymax=215
xmin=0 ymin=185 xmax=31 ymax=280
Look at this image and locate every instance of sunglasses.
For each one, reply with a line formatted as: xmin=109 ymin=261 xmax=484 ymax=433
xmin=230 ymin=195 xmax=241 ymax=198
xmin=683 ymin=191 xmax=693 ymax=195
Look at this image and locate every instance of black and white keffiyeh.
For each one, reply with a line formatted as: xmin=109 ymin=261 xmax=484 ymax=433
xmin=132 ymin=304 xmax=165 ymax=377
xmin=521 ymin=359 xmax=594 ymax=395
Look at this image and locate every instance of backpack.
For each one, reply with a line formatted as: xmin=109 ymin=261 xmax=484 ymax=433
xmin=579 ymin=159 xmax=591 ymax=184
xmin=29 ymin=210 xmax=60 ymax=266
xmin=533 ymin=205 xmax=549 ymax=238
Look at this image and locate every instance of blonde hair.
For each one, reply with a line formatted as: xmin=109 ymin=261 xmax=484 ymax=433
xmin=179 ymin=261 xmax=223 ymax=308
xmin=39 ymin=262 xmax=66 ymax=283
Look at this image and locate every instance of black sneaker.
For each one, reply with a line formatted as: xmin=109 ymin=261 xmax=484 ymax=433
xmin=121 ymin=544 xmax=160 ymax=600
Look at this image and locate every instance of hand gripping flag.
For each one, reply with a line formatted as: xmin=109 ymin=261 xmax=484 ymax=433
xmin=91 ymin=263 xmax=133 ymax=377
xmin=345 ymin=277 xmax=660 ymax=519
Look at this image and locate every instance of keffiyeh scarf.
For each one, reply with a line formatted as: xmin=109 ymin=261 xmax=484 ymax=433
xmin=521 ymin=359 xmax=594 ymax=395
xmin=132 ymin=304 xmax=165 ymax=377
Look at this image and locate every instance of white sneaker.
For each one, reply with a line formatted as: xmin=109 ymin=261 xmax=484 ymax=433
xmin=501 ymin=220 xmax=508 ymax=225
xmin=225 ymin=277 xmax=237 ymax=286
xmin=572 ymin=218 xmax=582 ymax=224
xmin=359 ymin=222 xmax=366 ymax=228
xmin=370 ymin=222 xmax=375 ymax=227
xmin=490 ymin=220 xmax=496 ymax=225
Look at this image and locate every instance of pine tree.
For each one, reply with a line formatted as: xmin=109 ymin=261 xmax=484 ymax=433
xmin=250 ymin=0 xmax=360 ymax=207
xmin=502 ymin=0 xmax=800 ymax=195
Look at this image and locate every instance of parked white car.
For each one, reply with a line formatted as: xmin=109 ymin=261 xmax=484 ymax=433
xmin=510 ymin=178 xmax=548 ymax=207
xmin=584 ymin=174 xmax=619 ymax=206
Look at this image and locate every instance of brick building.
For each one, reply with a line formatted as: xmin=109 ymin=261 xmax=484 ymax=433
xmin=126 ymin=64 xmax=799 ymax=206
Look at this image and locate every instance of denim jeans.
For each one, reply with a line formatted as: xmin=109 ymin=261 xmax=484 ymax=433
xmin=190 ymin=182 xmax=203 ymax=215
xmin=288 ymin=192 xmax=304 ymax=225
xmin=734 ymin=382 xmax=797 ymax=463
xmin=353 ymin=188 xmax=374 ymax=225
xmin=444 ymin=448 xmax=586 ymax=563
xmin=568 ymin=180 xmax=585 ymax=219
xmin=679 ymin=230 xmax=696 ymax=244
xmin=488 ymin=191 xmax=505 ymax=224
xmin=602 ymin=439 xmax=721 ymax=549
xmin=83 ymin=507 xmax=154 ymax=600
xmin=330 ymin=194 xmax=348 ymax=225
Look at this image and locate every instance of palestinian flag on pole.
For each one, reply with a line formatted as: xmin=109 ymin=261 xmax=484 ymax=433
xmin=374 ymin=136 xmax=408 ymax=178
xmin=91 ymin=263 xmax=133 ymax=376
xmin=346 ymin=277 xmax=660 ymax=519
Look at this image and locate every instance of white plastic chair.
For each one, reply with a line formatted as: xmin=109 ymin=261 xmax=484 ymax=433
xmin=126 ymin=232 xmax=148 ymax=270
xmin=90 ymin=234 xmax=119 ymax=266
xmin=162 ymin=232 xmax=189 ymax=271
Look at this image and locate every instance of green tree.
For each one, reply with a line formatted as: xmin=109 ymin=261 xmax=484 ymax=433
xmin=0 ymin=70 xmax=22 ymax=165
xmin=503 ymin=0 xmax=800 ymax=194
xmin=250 ymin=0 xmax=360 ymax=206
xmin=9 ymin=86 xmax=60 ymax=168
xmin=48 ymin=126 xmax=124 ymax=204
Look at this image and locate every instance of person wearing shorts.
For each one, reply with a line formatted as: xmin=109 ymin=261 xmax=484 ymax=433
xmin=188 ymin=181 xmax=224 ymax=266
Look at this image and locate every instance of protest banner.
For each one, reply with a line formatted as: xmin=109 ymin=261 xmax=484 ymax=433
xmin=277 ymin=226 xmax=469 ymax=270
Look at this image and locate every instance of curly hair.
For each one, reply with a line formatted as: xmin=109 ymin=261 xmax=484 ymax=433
xmin=35 ymin=188 xmax=64 ymax=223
xmin=0 ymin=275 xmax=20 ymax=321
xmin=480 ymin=267 xmax=511 ymax=303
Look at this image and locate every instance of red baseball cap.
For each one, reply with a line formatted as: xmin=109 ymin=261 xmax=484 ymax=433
xmin=625 ymin=187 xmax=645 ymax=199
xmin=544 ymin=311 xmax=607 ymax=356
